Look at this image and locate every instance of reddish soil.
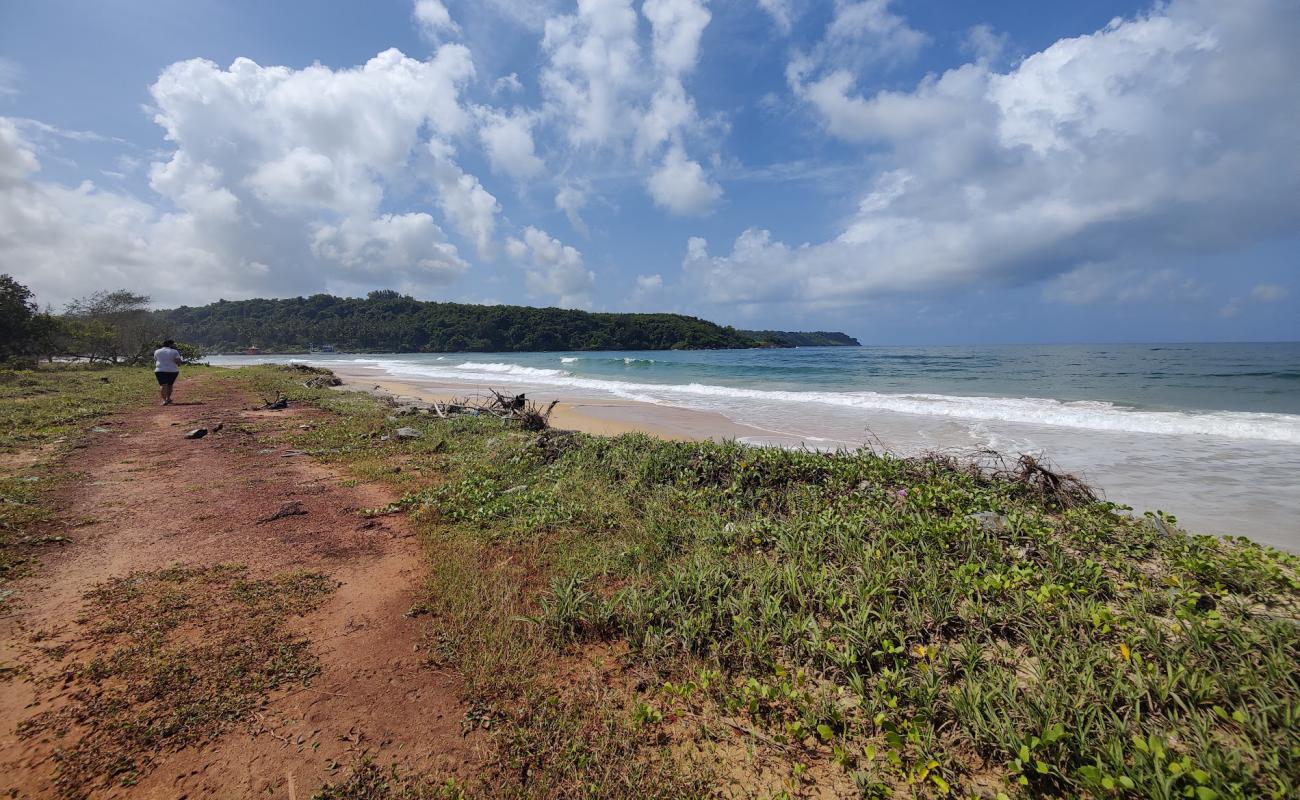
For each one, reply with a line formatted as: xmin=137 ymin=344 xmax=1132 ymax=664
xmin=0 ymin=374 xmax=481 ymax=798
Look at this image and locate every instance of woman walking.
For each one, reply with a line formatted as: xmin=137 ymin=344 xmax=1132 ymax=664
xmin=154 ymin=339 xmax=184 ymax=405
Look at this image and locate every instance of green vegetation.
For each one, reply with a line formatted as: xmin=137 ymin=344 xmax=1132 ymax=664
xmin=0 ymin=365 xmax=156 ymax=582
xmin=19 ymin=564 xmax=334 ymax=797
xmin=247 ymin=365 xmax=1299 ymax=799
xmin=159 ymin=291 xmax=848 ymax=353
xmin=741 ymin=330 xmax=862 ymax=347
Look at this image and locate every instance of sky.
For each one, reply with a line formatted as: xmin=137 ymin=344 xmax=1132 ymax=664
xmin=1 ymin=0 xmax=1297 ymax=344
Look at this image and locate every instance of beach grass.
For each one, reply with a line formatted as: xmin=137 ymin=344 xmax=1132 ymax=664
xmin=240 ymin=364 xmax=1300 ymax=799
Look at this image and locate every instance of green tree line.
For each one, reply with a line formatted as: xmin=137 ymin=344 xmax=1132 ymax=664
xmin=158 ymin=290 xmax=767 ymax=353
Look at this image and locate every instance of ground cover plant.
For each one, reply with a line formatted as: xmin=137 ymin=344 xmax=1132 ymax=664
xmin=19 ymin=563 xmax=334 ymax=798
xmin=0 ymin=365 xmax=156 ymax=582
xmin=108 ymin=366 xmax=1300 ymax=797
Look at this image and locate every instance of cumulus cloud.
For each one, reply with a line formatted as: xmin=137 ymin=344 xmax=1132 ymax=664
xmin=540 ymin=0 xmax=644 ymax=148
xmin=643 ymin=0 xmax=711 ymax=76
xmin=539 ymin=0 xmax=720 ymax=208
xmin=413 ymin=0 xmax=459 ymax=41
xmin=476 ymin=108 xmax=545 ymax=180
xmin=788 ymin=0 xmax=927 ymax=90
xmin=647 ymin=145 xmax=721 ymax=215
xmin=428 ymin=140 xmax=502 ymax=259
xmin=0 ymin=118 xmax=258 ymax=306
xmin=1 ymin=44 xmax=495 ymax=306
xmin=505 ymin=225 xmax=595 ymax=307
xmin=492 ymin=72 xmax=524 ymax=95
xmin=825 ymin=0 xmax=927 ymax=64
xmin=696 ymin=0 xmax=1300 ymax=307
xmin=312 ymin=213 xmax=467 ymax=278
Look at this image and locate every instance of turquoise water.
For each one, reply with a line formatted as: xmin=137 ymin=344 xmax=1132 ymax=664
xmin=212 ymin=343 xmax=1300 ymax=548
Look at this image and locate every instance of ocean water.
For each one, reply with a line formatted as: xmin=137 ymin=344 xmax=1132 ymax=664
xmin=211 ymin=343 xmax=1300 ymax=549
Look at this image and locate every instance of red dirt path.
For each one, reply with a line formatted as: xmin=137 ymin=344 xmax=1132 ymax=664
xmin=0 ymin=374 xmax=480 ymax=798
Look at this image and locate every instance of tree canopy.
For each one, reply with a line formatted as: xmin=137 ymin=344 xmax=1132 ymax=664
xmin=157 ymin=294 xmax=791 ymax=353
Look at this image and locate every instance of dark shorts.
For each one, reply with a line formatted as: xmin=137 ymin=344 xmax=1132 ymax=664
xmin=155 ymin=371 xmax=179 ymax=385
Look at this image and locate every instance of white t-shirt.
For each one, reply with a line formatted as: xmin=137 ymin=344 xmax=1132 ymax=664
xmin=154 ymin=347 xmax=183 ymax=372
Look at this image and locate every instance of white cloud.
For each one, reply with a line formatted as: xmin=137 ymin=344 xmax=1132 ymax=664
xmin=963 ymin=23 xmax=1009 ymax=66
xmin=477 ymin=108 xmax=545 ymax=180
xmin=0 ymin=118 xmax=260 ymax=306
xmin=682 ymin=229 xmax=806 ymax=304
xmin=1251 ymin=283 xmax=1288 ymax=302
xmin=540 ymin=0 xmax=644 ymax=148
xmin=756 ymin=1 xmax=800 ymax=34
xmin=643 ymin=0 xmax=711 ymax=76
xmin=701 ymin=0 xmax=1300 ymax=307
xmin=825 ymin=0 xmax=928 ymax=65
xmin=505 ymin=225 xmax=595 ymax=307
xmin=492 ymin=72 xmax=524 ymax=95
xmin=428 ymin=140 xmax=502 ymax=259
xmin=555 ymin=180 xmax=591 ymax=236
xmin=2 ymin=44 xmax=493 ymax=307
xmin=629 ymin=272 xmax=664 ymax=306
xmin=647 ymin=145 xmax=721 ymax=215
xmin=539 ymin=0 xmax=721 ymax=209
xmin=311 ymin=212 xmax=467 ymax=279
xmin=413 ymin=0 xmax=460 ymax=41
xmin=0 ymin=118 xmax=39 ymax=183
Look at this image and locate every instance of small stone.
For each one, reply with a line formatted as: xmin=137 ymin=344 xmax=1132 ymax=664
xmin=184 ymin=428 xmax=208 ymax=440
xmin=966 ymin=511 xmax=1007 ymax=532
xmin=90 ymin=427 xmax=110 ymax=433
xmin=395 ymin=427 xmax=422 ymax=440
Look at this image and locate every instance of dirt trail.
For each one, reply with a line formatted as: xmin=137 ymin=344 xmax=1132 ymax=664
xmin=0 ymin=374 xmax=479 ymax=798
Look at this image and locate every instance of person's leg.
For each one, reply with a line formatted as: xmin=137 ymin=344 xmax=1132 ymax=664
xmin=157 ymin=373 xmax=167 ymax=405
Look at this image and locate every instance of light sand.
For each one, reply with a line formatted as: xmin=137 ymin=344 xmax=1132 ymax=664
xmin=329 ymin=364 xmax=770 ymax=442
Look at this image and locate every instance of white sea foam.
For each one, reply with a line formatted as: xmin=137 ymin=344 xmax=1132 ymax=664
xmin=358 ymin=358 xmax=1300 ymax=444
xmin=560 ymin=357 xmax=580 ymax=363
xmin=452 ymin=361 xmax=569 ymax=378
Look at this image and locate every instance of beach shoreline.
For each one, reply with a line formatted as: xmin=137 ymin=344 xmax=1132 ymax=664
xmin=328 ymin=363 xmax=791 ymax=444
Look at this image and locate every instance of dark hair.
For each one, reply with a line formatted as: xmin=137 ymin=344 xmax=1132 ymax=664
xmin=162 ymin=339 xmax=176 ymax=348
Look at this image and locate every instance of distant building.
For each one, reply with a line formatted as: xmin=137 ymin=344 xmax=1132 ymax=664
xmin=243 ymin=346 xmax=262 ymax=355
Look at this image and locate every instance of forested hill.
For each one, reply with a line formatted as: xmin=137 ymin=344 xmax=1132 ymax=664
xmin=159 ymin=292 xmax=784 ymax=353
xmin=741 ymin=330 xmax=862 ymax=347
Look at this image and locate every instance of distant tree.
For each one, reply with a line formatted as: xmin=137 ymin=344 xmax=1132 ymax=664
xmin=0 ymin=274 xmax=40 ymax=363
xmin=63 ymin=290 xmax=166 ymax=364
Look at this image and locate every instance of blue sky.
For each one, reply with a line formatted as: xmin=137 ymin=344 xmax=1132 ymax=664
xmin=1 ymin=0 xmax=1297 ymax=343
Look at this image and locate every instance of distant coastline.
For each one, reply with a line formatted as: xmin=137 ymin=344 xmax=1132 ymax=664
xmin=158 ymin=292 xmax=859 ymax=354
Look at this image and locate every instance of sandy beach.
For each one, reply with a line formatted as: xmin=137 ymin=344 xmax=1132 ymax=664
xmin=330 ymin=363 xmax=786 ymax=444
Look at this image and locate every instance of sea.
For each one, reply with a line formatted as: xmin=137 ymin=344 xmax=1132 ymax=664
xmin=210 ymin=343 xmax=1300 ymax=550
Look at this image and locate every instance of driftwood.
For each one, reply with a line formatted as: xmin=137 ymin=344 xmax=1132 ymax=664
xmin=401 ymin=389 xmax=560 ymax=432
